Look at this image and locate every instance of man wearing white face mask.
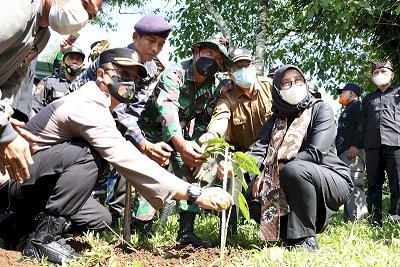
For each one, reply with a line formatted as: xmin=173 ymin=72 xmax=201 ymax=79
xmin=0 ymin=0 xmax=103 ymax=187
xmin=362 ymin=60 xmax=400 ymax=226
xmin=198 ymin=48 xmax=273 ymax=237
xmin=200 ymin=48 xmax=273 ymax=150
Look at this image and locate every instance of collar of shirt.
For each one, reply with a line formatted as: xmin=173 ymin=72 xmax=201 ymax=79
xmin=374 ymin=85 xmax=397 ymax=93
xmin=58 ymin=71 xmax=68 ymax=82
xmin=231 ymin=79 xmax=261 ymax=99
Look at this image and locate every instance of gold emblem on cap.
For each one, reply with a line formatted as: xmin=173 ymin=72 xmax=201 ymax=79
xmin=234 ymin=48 xmax=244 ymax=56
xmin=131 ymin=51 xmax=140 ymax=62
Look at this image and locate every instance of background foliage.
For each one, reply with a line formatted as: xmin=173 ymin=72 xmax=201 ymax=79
xmin=102 ymin=0 xmax=400 ymax=95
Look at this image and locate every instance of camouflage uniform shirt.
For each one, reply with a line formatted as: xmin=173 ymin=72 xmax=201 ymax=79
xmin=139 ymin=59 xmax=222 ymax=143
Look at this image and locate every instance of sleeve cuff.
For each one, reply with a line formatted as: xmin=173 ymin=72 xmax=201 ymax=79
xmin=125 ymin=129 xmax=145 ymax=148
xmin=0 ymin=122 xmax=18 ymax=144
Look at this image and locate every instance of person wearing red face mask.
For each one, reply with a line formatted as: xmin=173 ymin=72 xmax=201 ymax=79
xmin=335 ymin=83 xmax=368 ymax=222
xmin=362 ymin=60 xmax=400 ymax=226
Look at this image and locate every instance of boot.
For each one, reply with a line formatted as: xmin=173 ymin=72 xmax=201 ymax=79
xmin=177 ymin=212 xmax=212 ymax=248
xmin=22 ymin=213 xmax=78 ymax=264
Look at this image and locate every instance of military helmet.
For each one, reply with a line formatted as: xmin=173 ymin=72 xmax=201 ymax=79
xmin=63 ymin=46 xmax=85 ymax=62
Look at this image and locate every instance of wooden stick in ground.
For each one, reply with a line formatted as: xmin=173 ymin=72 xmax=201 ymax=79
xmin=220 ymin=146 xmax=230 ymax=261
xmin=123 ymin=182 xmax=132 ymax=244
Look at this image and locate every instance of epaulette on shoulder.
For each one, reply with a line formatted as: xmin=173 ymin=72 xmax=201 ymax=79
xmin=257 ymin=75 xmax=273 ymax=85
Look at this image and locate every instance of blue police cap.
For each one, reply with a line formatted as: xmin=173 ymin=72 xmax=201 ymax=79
xmin=134 ymin=13 xmax=173 ymax=39
xmin=337 ymin=83 xmax=361 ymax=96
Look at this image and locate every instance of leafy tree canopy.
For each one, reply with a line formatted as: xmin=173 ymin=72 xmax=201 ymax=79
xmin=103 ymin=0 xmax=400 ymax=95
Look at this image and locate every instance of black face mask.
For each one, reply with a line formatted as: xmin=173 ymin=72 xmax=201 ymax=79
xmin=195 ymin=57 xmax=219 ymax=77
xmin=106 ymin=75 xmax=135 ymax=103
xmin=64 ymin=63 xmax=82 ymax=77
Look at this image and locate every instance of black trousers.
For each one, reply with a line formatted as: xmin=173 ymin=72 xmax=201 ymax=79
xmin=107 ymin=173 xmax=126 ymax=217
xmin=2 ymin=141 xmax=111 ymax=232
xmin=278 ymin=161 xmax=352 ymax=240
xmin=365 ymin=146 xmax=400 ymax=225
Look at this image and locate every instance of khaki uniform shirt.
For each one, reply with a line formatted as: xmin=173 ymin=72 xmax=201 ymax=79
xmin=0 ymin=0 xmax=50 ymax=143
xmin=24 ymin=81 xmax=178 ymax=210
xmin=208 ymin=76 xmax=273 ymax=151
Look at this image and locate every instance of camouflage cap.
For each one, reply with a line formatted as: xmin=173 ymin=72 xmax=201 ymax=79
xmin=192 ymin=38 xmax=233 ymax=70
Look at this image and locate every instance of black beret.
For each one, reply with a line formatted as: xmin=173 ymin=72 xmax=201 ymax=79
xmin=99 ymin=48 xmax=147 ymax=78
xmin=134 ymin=13 xmax=173 ymax=39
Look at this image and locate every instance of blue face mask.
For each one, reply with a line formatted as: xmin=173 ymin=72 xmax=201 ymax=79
xmin=232 ymin=66 xmax=257 ymax=88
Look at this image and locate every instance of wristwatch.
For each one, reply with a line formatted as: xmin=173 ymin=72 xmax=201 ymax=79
xmin=187 ymin=183 xmax=202 ymax=204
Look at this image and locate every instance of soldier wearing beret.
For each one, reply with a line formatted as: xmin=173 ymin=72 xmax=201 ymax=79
xmin=106 ymin=13 xmax=175 ymax=230
xmin=362 ymin=59 xmax=400 ymax=226
xmin=68 ymin=13 xmax=174 ymax=228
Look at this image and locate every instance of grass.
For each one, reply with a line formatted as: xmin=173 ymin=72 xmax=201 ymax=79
xmin=64 ymin=205 xmax=400 ymax=267
xmin=3 ymin=198 xmax=400 ymax=266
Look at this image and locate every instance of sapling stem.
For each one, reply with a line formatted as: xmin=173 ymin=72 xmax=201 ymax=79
xmin=220 ymin=146 xmax=230 ymax=261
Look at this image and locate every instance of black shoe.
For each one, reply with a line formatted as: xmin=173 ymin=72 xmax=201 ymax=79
xmin=286 ymin=236 xmax=318 ymax=252
xmin=23 ymin=238 xmax=78 ymax=264
xmin=22 ymin=213 xmax=79 ymax=264
xmin=177 ymin=232 xmax=213 ymax=248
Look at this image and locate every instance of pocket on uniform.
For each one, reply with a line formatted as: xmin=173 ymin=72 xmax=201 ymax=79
xmin=233 ymin=116 xmax=246 ymax=134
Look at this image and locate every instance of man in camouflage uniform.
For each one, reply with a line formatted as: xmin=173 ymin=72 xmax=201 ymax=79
xmin=198 ymin=48 xmax=273 ymax=237
xmin=125 ymin=38 xmax=232 ymax=247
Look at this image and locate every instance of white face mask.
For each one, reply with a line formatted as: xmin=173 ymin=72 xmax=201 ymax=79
xmin=373 ymin=73 xmax=392 ymax=87
xmin=232 ymin=66 xmax=257 ymax=88
xmin=279 ymin=84 xmax=308 ymax=105
xmin=49 ymin=0 xmax=89 ymax=35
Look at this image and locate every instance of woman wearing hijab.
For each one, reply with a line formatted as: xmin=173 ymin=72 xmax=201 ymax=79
xmin=249 ymin=64 xmax=353 ymax=251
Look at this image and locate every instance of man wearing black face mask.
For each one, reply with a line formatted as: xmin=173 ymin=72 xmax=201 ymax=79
xmin=32 ymin=47 xmax=85 ymax=114
xmin=133 ymin=38 xmax=233 ymax=247
xmin=0 ymin=48 xmax=233 ymax=263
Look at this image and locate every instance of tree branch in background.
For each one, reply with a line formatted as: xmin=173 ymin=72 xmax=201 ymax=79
xmin=254 ymin=0 xmax=268 ymax=75
xmin=202 ymin=0 xmax=232 ymax=44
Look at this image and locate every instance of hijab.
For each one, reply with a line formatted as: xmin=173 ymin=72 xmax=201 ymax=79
xmin=272 ymin=64 xmax=318 ymax=118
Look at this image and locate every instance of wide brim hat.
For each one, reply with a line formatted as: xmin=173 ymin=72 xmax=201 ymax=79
xmin=192 ymin=39 xmax=233 ymax=70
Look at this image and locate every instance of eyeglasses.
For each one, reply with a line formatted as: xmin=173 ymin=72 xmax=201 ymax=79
xmin=103 ymin=68 xmax=137 ymax=81
xmin=280 ymin=77 xmax=305 ymax=90
xmin=233 ymin=62 xmax=252 ymax=71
